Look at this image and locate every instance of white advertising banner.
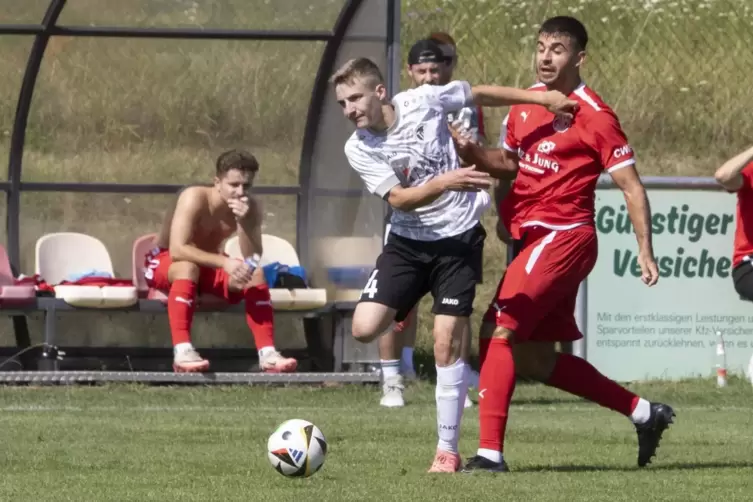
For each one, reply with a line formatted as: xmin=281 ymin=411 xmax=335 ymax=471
xmin=587 ymin=189 xmax=753 ymax=381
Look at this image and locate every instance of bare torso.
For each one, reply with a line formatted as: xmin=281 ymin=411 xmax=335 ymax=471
xmin=154 ymin=186 xmax=238 ymax=252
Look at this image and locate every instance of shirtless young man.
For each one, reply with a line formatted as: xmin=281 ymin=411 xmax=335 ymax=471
xmin=143 ymin=149 xmax=298 ymax=373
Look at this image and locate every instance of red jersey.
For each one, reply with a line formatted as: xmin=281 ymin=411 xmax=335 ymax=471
xmin=500 ymin=82 xmax=636 ymax=239
xmin=731 ymin=162 xmax=753 ymax=268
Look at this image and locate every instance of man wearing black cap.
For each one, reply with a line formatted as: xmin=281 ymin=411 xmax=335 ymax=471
xmin=406 ymin=39 xmax=445 ymax=86
xmin=330 ymin=53 xmax=577 ymax=472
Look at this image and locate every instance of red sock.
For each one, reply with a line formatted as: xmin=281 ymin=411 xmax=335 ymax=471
xmin=244 ymin=283 xmax=275 ymax=350
xmin=479 ymin=337 xmax=492 ymax=369
xmin=167 ymin=279 xmax=196 ymax=346
xmin=478 ymin=338 xmax=516 ymax=453
xmin=547 ymin=353 xmax=640 ymax=416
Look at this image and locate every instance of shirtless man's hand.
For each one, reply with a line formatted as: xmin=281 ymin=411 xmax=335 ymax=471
xmin=228 ymin=195 xmax=250 ymax=220
xmin=224 ymin=257 xmax=254 ymax=286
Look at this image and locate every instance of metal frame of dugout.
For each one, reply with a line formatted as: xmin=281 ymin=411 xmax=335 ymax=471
xmin=0 ymin=0 xmax=402 ymax=384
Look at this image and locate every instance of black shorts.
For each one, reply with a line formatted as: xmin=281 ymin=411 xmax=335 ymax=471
xmin=361 ymin=224 xmax=486 ymax=321
xmin=384 ymin=219 xmax=483 ymax=285
xmin=733 ymin=260 xmax=753 ymax=301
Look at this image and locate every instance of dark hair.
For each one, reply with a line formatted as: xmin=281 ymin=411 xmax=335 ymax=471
xmin=539 ymin=16 xmax=588 ymax=50
xmin=215 ymin=149 xmax=259 ymax=177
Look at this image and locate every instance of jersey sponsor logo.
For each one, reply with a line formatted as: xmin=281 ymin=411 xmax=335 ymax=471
xmin=537 ymin=141 xmax=556 ymax=154
xmin=614 ymin=144 xmax=632 ymax=158
xmin=520 ymin=151 xmax=560 ymax=174
xmin=441 ymin=297 xmax=459 ymax=306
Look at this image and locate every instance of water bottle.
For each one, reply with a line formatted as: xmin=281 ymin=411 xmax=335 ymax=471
xmin=244 ymin=253 xmax=262 ymax=272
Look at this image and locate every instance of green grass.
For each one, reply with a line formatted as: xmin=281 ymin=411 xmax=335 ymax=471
xmin=0 ymin=378 xmax=752 ymax=501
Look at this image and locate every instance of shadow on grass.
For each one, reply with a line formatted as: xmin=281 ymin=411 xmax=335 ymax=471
xmin=514 ymin=461 xmax=753 ymax=473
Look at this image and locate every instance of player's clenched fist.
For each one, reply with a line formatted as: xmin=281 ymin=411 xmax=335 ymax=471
xmin=449 ymin=122 xmax=473 ymax=153
xmin=638 ymin=251 xmax=659 ymax=287
xmin=541 ymin=90 xmax=579 ymax=119
xmin=227 ymin=196 xmax=250 ymax=220
xmin=438 ymin=165 xmax=493 ymax=192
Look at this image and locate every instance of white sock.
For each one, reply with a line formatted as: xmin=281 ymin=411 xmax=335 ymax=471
xmin=630 ymin=398 xmax=651 ymax=424
xmin=435 ymin=358 xmax=469 ymax=454
xmin=381 ymin=359 xmax=400 ymax=380
xmin=465 ymin=363 xmax=479 ymax=390
xmin=401 ymin=347 xmax=414 ymax=373
xmin=258 ymin=346 xmax=276 ymax=359
xmin=477 ymin=448 xmax=503 ymax=464
xmin=174 ymin=342 xmax=193 ymax=354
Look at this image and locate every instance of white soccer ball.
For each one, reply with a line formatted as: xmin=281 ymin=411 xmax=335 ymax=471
xmin=267 ymin=419 xmax=328 ymax=477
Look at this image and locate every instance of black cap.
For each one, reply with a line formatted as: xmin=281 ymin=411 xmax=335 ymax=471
xmin=407 ymin=39 xmax=445 ymax=65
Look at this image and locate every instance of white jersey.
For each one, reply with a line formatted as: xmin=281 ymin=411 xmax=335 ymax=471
xmin=344 ymin=81 xmax=491 ymax=242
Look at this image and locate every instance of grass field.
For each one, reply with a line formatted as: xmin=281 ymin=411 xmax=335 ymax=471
xmin=1 ymin=378 xmax=752 ymax=501
xmin=0 ymin=0 xmax=751 ymax=352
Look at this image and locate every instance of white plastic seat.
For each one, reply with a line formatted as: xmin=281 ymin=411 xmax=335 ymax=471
xmin=313 ymin=236 xmax=382 ymax=302
xmin=35 ymin=232 xmax=137 ymax=308
xmin=224 ymin=234 xmax=327 ymax=311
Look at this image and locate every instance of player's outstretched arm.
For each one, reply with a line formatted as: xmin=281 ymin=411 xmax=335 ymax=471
xmin=714 ymin=145 xmax=753 ymax=192
xmin=458 ymin=145 xmax=517 ymax=180
xmin=471 ymin=85 xmax=578 ymax=118
xmin=169 ymin=187 xmax=229 ymax=269
xmin=610 ymin=166 xmax=658 ymax=286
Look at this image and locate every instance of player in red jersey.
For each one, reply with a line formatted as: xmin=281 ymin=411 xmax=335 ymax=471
xmin=714 ymin=145 xmax=753 ymax=380
xmin=143 ymin=149 xmax=297 ymax=374
xmin=452 ymin=16 xmax=675 ymax=472
xmin=714 ymin=145 xmax=753 ymax=294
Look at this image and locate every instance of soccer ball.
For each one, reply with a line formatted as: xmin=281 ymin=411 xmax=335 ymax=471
xmin=267 ymin=419 xmax=328 ymax=477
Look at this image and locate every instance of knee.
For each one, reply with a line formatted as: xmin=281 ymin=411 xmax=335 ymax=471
xmin=168 ymin=261 xmax=200 ymax=282
xmin=432 ymin=324 xmax=458 ymax=366
xmin=491 ymin=325 xmax=514 ymax=341
xmin=351 ymin=318 xmax=380 ymax=343
xmin=351 ymin=304 xmax=395 ymax=343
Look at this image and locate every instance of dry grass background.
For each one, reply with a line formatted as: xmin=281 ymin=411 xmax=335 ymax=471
xmin=0 ymin=0 xmax=750 ymax=361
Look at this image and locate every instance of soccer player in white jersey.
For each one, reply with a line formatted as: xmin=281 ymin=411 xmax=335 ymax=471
xmin=331 ymin=57 xmax=578 ymax=472
xmin=376 ymin=39 xmax=480 ymax=409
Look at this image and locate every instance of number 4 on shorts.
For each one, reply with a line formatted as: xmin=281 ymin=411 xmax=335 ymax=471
xmin=362 ymin=269 xmax=378 ymax=299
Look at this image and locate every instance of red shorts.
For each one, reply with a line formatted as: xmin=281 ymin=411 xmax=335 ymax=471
xmin=482 ymin=225 xmax=597 ymax=343
xmin=143 ymin=247 xmax=244 ymax=304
